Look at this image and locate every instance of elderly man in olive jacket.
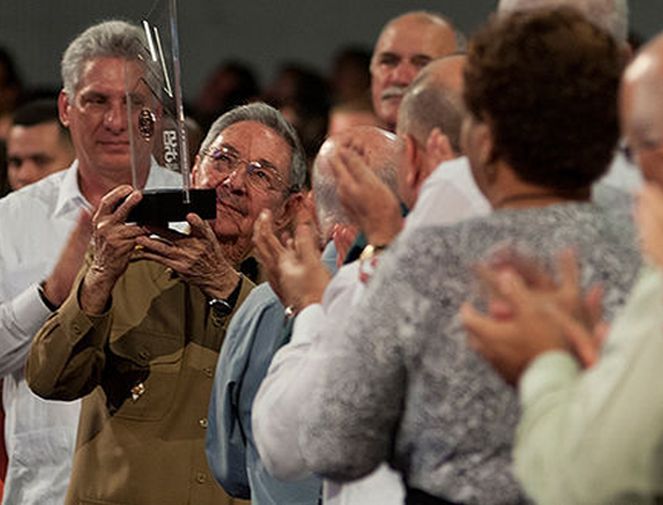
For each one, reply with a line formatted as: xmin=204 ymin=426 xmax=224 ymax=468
xmin=26 ymin=102 xmax=306 ymax=505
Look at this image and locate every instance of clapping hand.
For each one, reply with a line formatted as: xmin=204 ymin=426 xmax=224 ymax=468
xmin=461 ymin=249 xmax=607 ymax=385
xmin=135 ymin=213 xmax=240 ymax=300
xmin=253 ymin=209 xmax=330 ymax=311
xmin=329 ymin=145 xmax=402 ymax=247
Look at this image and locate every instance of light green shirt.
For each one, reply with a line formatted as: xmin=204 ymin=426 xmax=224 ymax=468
xmin=516 ymin=264 xmax=663 ymax=505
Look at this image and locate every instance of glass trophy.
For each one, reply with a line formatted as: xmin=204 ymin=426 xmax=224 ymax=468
xmin=126 ymin=0 xmax=215 ymax=227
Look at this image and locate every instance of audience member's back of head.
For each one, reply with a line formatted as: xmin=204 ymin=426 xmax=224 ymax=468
xmin=0 ymin=47 xmax=23 ymax=112
xmin=497 ymin=0 xmax=628 ymax=44
xmin=312 ymin=126 xmax=401 ymax=238
xmin=398 ymin=55 xmax=466 ymax=153
xmin=464 ymin=7 xmax=622 ymax=192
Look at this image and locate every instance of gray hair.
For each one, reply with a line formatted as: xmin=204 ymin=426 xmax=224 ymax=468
xmin=199 ymin=102 xmax=307 ymax=192
xmin=312 ymin=129 xmax=401 ymax=238
xmin=497 ymin=0 xmax=628 ymax=43
xmin=61 ymin=20 xmax=147 ymax=97
xmin=398 ymin=76 xmax=464 ymax=153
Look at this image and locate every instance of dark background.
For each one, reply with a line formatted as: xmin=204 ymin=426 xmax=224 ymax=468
xmin=0 ymin=0 xmax=659 ymax=101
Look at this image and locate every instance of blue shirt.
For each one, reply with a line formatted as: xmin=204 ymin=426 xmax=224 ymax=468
xmin=206 ymin=282 xmax=322 ymax=504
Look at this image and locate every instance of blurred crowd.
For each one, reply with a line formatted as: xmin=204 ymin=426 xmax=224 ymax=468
xmin=0 ymin=43 xmax=380 ymax=196
xmin=1 ymin=1 xmax=663 ymax=505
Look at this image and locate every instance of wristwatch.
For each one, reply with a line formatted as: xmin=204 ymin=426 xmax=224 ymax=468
xmin=359 ymin=243 xmax=388 ymax=284
xmin=208 ymin=275 xmax=243 ymax=317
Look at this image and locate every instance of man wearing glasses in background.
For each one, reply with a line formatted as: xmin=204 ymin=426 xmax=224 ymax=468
xmin=25 ymin=102 xmax=306 ymax=505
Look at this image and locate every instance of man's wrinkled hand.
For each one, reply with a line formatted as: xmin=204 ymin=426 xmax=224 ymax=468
xmin=462 ymin=250 xmax=606 ymax=385
xmin=278 ymin=222 xmax=331 ymax=311
xmin=82 ymin=185 xmax=146 ymax=314
xmin=329 ymin=146 xmax=402 ymax=246
xmin=135 ymin=213 xmax=239 ymax=299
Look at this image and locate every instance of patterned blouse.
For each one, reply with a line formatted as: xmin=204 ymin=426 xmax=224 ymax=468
xmin=298 ymin=202 xmax=641 ymax=504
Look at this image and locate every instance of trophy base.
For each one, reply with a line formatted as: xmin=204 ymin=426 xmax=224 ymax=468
xmin=127 ymin=188 xmax=216 ymax=226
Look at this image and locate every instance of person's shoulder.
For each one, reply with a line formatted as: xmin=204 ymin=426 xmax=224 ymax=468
xmin=221 ymin=282 xmax=283 ymax=362
xmin=241 ymin=282 xmax=282 ymax=311
xmin=0 ymin=170 xmax=66 ymax=221
xmin=229 ymin=282 xmax=283 ymax=331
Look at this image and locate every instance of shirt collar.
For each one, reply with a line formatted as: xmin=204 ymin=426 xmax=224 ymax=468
xmin=53 ymin=158 xmax=181 ymax=218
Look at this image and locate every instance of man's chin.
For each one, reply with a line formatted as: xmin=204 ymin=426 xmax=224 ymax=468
xmin=212 ymin=220 xmax=243 ymax=242
xmin=378 ymin=99 xmax=401 ymax=129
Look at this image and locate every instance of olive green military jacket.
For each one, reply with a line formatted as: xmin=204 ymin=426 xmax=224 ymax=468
xmin=26 ymin=257 xmax=253 ymax=505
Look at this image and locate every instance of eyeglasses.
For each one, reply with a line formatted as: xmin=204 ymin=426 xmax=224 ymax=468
xmin=202 ymin=146 xmax=291 ymax=194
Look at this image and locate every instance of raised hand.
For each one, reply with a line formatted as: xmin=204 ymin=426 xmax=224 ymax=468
xmin=331 ymin=224 xmax=358 ymax=268
xmin=81 ymin=185 xmax=146 ymax=314
xmin=328 ymin=146 xmax=402 ymax=246
xmin=42 ymin=209 xmax=93 ymax=307
xmin=461 ymin=250 xmax=606 ymax=385
xmin=135 ymin=213 xmax=240 ymax=300
xmin=278 ymin=222 xmax=331 ymax=311
xmin=253 ymin=209 xmax=329 ymax=310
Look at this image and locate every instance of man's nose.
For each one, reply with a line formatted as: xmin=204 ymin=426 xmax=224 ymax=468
xmin=391 ymin=61 xmax=418 ymax=85
xmin=221 ymin=165 xmax=249 ymax=193
xmin=104 ymin=101 xmax=127 ymax=132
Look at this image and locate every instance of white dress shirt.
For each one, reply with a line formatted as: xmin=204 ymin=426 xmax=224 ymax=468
xmin=252 ymin=155 xmax=494 ymax=505
xmin=253 ymin=262 xmax=406 ymax=505
xmin=0 ymin=160 xmax=181 ymax=505
xmin=403 ymin=156 xmax=490 ymax=233
xmin=515 ymin=264 xmax=663 ymax=504
xmin=404 ymin=152 xmax=642 ymax=236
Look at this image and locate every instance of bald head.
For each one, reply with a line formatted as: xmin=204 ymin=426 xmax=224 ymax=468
xmin=498 ymin=0 xmax=628 ymax=43
xmin=397 ymin=54 xmax=466 ymax=151
xmin=621 ymin=34 xmax=663 ymax=186
xmin=313 ymin=126 xmax=403 ymax=238
xmin=371 ymin=11 xmax=459 ymax=131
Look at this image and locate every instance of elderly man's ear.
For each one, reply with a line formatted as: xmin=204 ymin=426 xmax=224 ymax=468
xmin=272 ymin=190 xmax=307 ymax=233
xmin=404 ymin=127 xmax=455 ymax=190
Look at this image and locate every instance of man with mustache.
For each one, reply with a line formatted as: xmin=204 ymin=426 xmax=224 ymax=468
xmin=0 ymin=20 xmax=181 ymax=504
xmin=25 ymin=101 xmax=306 ymax=505
xmin=370 ymin=11 xmax=459 ymax=132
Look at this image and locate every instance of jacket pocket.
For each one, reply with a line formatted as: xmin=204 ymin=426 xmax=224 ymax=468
xmin=104 ymin=330 xmax=184 ymax=421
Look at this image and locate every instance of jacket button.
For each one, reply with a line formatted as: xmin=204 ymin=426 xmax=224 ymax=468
xmin=195 ymin=472 xmax=207 ymax=484
xmin=138 ymin=350 xmax=151 ymax=361
xmin=72 ymin=323 xmax=81 ymax=335
xmin=203 ymin=366 xmax=214 ymax=378
xmin=198 ymin=418 xmax=208 ymax=429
